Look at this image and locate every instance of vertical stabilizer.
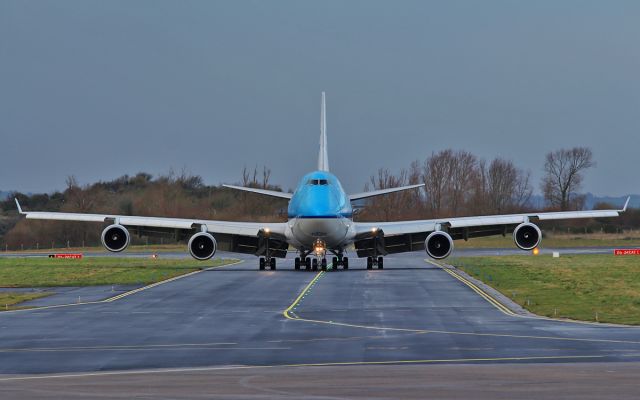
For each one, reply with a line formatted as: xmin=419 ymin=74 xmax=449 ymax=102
xmin=318 ymin=92 xmax=329 ymax=171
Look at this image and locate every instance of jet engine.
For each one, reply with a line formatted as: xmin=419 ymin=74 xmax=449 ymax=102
xmin=101 ymin=224 xmax=130 ymax=252
xmin=425 ymin=231 xmax=454 ymax=259
xmin=513 ymin=222 xmax=542 ymax=250
xmin=188 ymin=232 xmax=217 ymax=260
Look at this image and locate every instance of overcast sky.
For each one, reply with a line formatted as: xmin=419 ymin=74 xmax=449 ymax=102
xmin=1 ymin=1 xmax=638 ymax=196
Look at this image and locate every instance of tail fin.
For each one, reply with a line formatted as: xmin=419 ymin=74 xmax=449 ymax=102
xmin=318 ymin=92 xmax=329 ymax=171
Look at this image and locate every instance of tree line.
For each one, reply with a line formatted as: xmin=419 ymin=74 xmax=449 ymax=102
xmin=359 ymin=147 xmax=596 ymax=221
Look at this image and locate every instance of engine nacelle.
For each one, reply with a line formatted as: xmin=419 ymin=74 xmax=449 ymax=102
xmin=425 ymin=231 xmax=454 ymax=259
xmin=188 ymin=232 xmax=217 ymax=260
xmin=101 ymin=224 xmax=130 ymax=252
xmin=513 ymin=222 xmax=542 ymax=250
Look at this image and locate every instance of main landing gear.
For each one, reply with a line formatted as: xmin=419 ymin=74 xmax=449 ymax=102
xmin=366 ymin=256 xmax=384 ymax=270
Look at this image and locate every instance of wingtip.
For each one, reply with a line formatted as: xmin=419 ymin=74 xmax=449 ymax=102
xmin=14 ymin=198 xmax=24 ymax=214
xmin=621 ymin=196 xmax=631 ymax=212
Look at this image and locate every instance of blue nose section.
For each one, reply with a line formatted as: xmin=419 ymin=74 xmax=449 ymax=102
xmin=288 ymin=171 xmax=352 ymax=219
xmin=291 ymin=186 xmax=341 ymax=218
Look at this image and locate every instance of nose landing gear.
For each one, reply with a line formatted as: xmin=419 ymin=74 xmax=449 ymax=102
xmin=366 ymin=256 xmax=384 ymax=270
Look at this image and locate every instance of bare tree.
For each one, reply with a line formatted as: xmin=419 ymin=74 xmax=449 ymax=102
xmin=541 ymin=147 xmax=595 ymax=210
xmin=485 ymin=158 xmax=532 ymax=213
xmin=364 ymin=168 xmax=408 ymax=220
xmin=423 ymin=150 xmax=453 ymax=216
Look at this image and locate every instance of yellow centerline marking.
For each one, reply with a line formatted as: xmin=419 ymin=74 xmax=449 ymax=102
xmin=0 ymin=259 xmax=243 ymax=314
xmin=0 ymin=355 xmax=606 ymax=382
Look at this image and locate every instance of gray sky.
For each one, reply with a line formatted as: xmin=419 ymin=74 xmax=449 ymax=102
xmin=1 ymin=1 xmax=638 ymax=196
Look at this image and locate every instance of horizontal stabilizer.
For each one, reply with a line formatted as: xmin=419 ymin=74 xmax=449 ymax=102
xmin=349 ymin=184 xmax=425 ymax=201
xmin=222 ymin=185 xmax=292 ymax=200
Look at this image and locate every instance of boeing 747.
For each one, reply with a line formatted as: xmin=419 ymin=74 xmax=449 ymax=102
xmin=15 ymin=93 xmax=629 ymax=270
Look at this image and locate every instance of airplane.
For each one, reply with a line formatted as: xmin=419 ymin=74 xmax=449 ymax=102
xmin=15 ymin=93 xmax=630 ymax=271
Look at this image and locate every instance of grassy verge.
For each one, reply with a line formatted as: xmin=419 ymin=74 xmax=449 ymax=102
xmin=2 ymin=244 xmax=184 ymax=254
xmin=0 ymin=257 xmax=236 ymax=287
xmin=450 ymin=254 xmax=640 ymax=325
xmin=0 ymin=292 xmax=53 ymax=309
xmin=455 ymin=232 xmax=640 ymax=249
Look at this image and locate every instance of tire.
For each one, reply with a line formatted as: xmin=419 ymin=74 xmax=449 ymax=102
xmin=305 ymin=258 xmax=311 ymax=270
xmin=294 ymin=257 xmax=301 ymax=270
xmin=312 ymin=258 xmax=318 ymax=271
xmin=332 ymin=257 xmax=338 ymax=269
xmin=270 ymin=258 xmax=276 ymax=270
xmin=321 ymin=258 xmax=327 ymax=271
xmin=343 ymin=257 xmax=348 ymax=269
xmin=377 ymin=256 xmax=384 ymax=269
xmin=259 ymin=258 xmax=266 ymax=270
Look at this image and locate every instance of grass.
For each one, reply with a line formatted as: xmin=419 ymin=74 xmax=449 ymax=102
xmin=2 ymin=244 xmax=185 ymax=254
xmin=450 ymin=254 xmax=640 ymax=325
xmin=0 ymin=292 xmax=53 ymax=309
xmin=455 ymin=231 xmax=640 ymax=249
xmin=0 ymin=257 xmax=236 ymax=288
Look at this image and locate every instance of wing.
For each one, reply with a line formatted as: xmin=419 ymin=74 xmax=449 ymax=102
xmin=222 ymin=185 xmax=292 ymax=199
xmin=353 ymin=198 xmax=630 ymax=257
xmin=15 ymin=199 xmax=289 ymax=257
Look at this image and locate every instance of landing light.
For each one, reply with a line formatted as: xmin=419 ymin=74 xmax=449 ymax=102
xmin=532 ymin=247 xmax=540 ymax=256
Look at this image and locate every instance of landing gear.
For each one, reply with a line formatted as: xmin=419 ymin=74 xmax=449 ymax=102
xmin=296 ymin=250 xmax=349 ymax=272
xmin=259 ymin=257 xmax=276 ymax=270
xmin=366 ymin=256 xmax=384 ymax=270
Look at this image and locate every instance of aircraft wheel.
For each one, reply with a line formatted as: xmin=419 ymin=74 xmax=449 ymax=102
xmin=294 ymin=257 xmax=301 ymax=270
xmin=270 ymin=258 xmax=276 ymax=270
xmin=332 ymin=257 xmax=338 ymax=270
xmin=312 ymin=258 xmax=318 ymax=271
xmin=259 ymin=258 xmax=266 ymax=270
xmin=342 ymin=257 xmax=349 ymax=269
xmin=367 ymin=257 xmax=373 ymax=270
xmin=321 ymin=258 xmax=327 ymax=271
xmin=305 ymin=257 xmax=311 ymax=270
xmin=377 ymin=256 xmax=384 ymax=269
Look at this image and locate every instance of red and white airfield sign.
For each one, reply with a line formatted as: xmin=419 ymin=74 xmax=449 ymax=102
xmin=614 ymin=249 xmax=640 ymax=256
xmin=48 ymin=253 xmax=83 ymax=259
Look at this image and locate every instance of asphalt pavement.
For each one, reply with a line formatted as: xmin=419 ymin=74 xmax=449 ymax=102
xmin=1 ymin=250 xmax=640 ymax=398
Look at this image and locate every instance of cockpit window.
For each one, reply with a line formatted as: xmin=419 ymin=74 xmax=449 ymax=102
xmin=307 ymin=179 xmax=329 ymax=185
